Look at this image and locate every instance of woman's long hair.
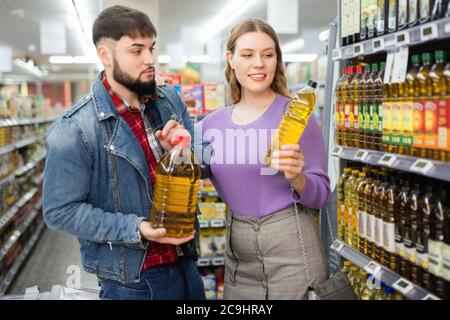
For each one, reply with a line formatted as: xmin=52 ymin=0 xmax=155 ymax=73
xmin=225 ymin=19 xmax=291 ymax=104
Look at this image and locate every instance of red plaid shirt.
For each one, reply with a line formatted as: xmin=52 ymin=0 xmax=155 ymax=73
xmin=102 ymin=73 xmax=178 ymax=271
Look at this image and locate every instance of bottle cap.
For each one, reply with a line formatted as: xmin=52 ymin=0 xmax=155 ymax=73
xmin=411 ymin=55 xmax=420 ymax=66
xmin=171 ymin=134 xmax=191 ymax=148
xmin=307 ymin=80 xmax=318 ymax=89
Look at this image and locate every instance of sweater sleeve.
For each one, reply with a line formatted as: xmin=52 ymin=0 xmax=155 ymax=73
xmin=298 ymin=117 xmax=331 ymax=209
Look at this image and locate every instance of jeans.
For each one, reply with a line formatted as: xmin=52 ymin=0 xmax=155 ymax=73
xmin=99 ymin=258 xmax=205 ymax=300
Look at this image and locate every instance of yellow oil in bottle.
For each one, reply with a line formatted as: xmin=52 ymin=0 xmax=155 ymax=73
xmin=361 ymin=168 xmax=373 ymax=256
xmin=351 ymin=169 xmax=364 ymax=250
xmin=375 ymin=169 xmax=388 ymax=265
xmin=429 ymin=50 xmax=447 ymax=161
xmin=343 ymin=67 xmax=355 ymax=148
xmin=389 ymin=81 xmax=401 ymax=154
xmin=150 ymin=136 xmax=201 ymax=238
xmin=366 ymin=64 xmax=378 ymax=150
xmin=415 ymin=52 xmax=433 ymax=158
xmin=338 ymin=168 xmax=352 ymax=242
xmin=385 ymin=174 xmax=399 ymax=271
xmin=402 ymin=55 xmax=420 ymax=156
xmin=345 ymin=169 xmax=359 ymax=247
xmin=374 ymin=63 xmax=385 ymax=151
xmin=359 ymin=64 xmax=371 ymax=149
xmin=265 ymin=80 xmax=317 ymax=166
xmin=382 ymin=74 xmax=393 ymax=152
xmin=336 ymin=68 xmax=348 ymax=146
xmin=355 ymin=170 xmax=368 ymax=252
xmin=352 ymin=65 xmax=365 ymax=148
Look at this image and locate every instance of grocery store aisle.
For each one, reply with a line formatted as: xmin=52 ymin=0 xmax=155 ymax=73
xmin=6 ymin=227 xmax=99 ymax=295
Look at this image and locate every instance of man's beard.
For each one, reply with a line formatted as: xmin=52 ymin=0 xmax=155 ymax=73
xmin=112 ymin=58 xmax=156 ymax=97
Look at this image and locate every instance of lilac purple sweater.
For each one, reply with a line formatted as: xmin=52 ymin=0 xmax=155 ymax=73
xmin=197 ymin=94 xmax=330 ymax=218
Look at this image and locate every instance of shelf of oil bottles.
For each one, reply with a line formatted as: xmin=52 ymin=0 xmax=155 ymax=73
xmin=331 ymin=239 xmax=441 ymax=300
xmin=331 ymin=146 xmax=450 ymax=183
xmin=333 ymin=16 xmax=450 ymax=61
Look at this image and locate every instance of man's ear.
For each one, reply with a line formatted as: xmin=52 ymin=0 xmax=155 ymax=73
xmin=97 ymin=41 xmax=114 ymax=68
xmin=226 ymin=51 xmax=234 ymax=69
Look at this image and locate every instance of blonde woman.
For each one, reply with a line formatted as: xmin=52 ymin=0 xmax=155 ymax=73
xmin=197 ymin=19 xmax=330 ymax=299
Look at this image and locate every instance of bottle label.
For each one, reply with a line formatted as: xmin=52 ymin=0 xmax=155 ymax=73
xmin=391 ymin=102 xmax=402 ymax=145
xmin=375 ymin=217 xmax=384 ymax=247
xmin=349 ymin=105 xmax=355 ymax=130
xmin=388 ymin=0 xmax=397 ymax=29
xmin=427 ymin=239 xmax=443 ymax=277
xmin=413 ymin=101 xmax=426 ymax=148
xmin=377 ymin=4 xmax=385 ymax=33
xmin=395 ymin=241 xmax=405 ymax=259
xmin=369 ymin=104 xmax=377 ymax=131
xmin=437 ymin=99 xmax=447 ymax=150
xmin=398 ymin=0 xmax=408 ymax=26
xmin=416 ymin=252 xmax=429 ymax=269
xmin=345 ymin=104 xmax=351 ymax=129
xmin=359 ymin=210 xmax=367 ymax=238
xmin=382 ymin=101 xmax=392 ymax=144
xmin=360 ymin=104 xmax=366 ymax=131
xmin=384 ymin=222 xmax=396 ymax=253
xmin=424 ymin=100 xmax=439 ymax=150
xmin=364 ymin=104 xmax=371 ymax=131
xmin=402 ymin=100 xmax=414 ymax=147
xmin=405 ymin=246 xmax=417 ymax=264
xmin=353 ymin=104 xmax=359 ymax=130
xmin=442 ymin=244 xmax=450 ymax=281
xmin=408 ymin=0 xmax=418 ymax=24
xmin=367 ymin=213 xmax=375 ymax=242
xmin=378 ymin=104 xmax=383 ymax=132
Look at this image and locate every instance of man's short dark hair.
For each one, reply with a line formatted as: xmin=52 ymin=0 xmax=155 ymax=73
xmin=92 ymin=5 xmax=157 ymax=46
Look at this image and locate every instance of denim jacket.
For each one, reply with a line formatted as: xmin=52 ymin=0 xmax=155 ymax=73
xmin=43 ymin=72 xmax=204 ymax=284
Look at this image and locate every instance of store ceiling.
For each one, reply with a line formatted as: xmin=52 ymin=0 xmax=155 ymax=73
xmin=0 ymin=0 xmax=336 ymax=80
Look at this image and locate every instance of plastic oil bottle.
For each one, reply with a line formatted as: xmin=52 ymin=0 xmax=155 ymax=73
xmin=429 ymin=50 xmax=447 ymax=161
xmin=374 ymin=63 xmax=386 ymax=151
xmin=350 ymin=66 xmax=364 ymax=148
xmin=415 ymin=52 xmax=433 ymax=158
xmin=390 ymin=80 xmax=402 ymax=154
xmin=352 ymin=170 xmax=367 ymax=250
xmin=369 ymin=168 xmax=382 ymax=260
xmin=265 ymin=80 xmax=317 ymax=166
xmin=367 ymin=168 xmax=380 ymax=259
xmin=345 ymin=169 xmax=360 ymax=247
xmin=150 ymin=135 xmax=201 ymax=238
xmin=364 ymin=64 xmax=376 ymax=149
xmin=398 ymin=176 xmax=411 ymax=278
xmin=359 ymin=64 xmax=371 ymax=148
xmin=361 ymin=168 xmax=374 ymax=255
xmin=338 ymin=168 xmax=353 ymax=242
xmin=375 ymin=169 xmax=389 ymax=265
xmin=402 ymin=55 xmax=420 ymax=156
xmin=385 ymin=174 xmax=399 ymax=271
xmin=418 ymin=182 xmax=436 ymax=291
xmin=382 ymin=69 xmax=394 ymax=152
xmin=358 ymin=168 xmax=370 ymax=254
xmin=409 ymin=177 xmax=423 ymax=284
xmin=336 ymin=68 xmax=347 ymax=146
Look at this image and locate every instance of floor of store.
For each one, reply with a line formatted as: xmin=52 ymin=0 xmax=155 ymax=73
xmin=6 ymin=227 xmax=99 ymax=295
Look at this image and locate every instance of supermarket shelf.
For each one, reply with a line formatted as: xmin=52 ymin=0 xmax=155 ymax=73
xmin=330 ymin=240 xmax=441 ymax=300
xmin=0 ymin=188 xmax=39 ymax=231
xmin=331 ymin=146 xmax=450 ymax=183
xmin=333 ymin=17 xmax=450 ymax=61
xmin=15 ymin=153 xmax=46 ymax=177
xmin=197 ymin=256 xmax=225 ymax=267
xmin=0 ymin=153 xmax=46 ymax=188
xmin=0 ymin=208 xmax=41 ymax=262
xmin=0 ymin=117 xmax=57 ymax=128
xmin=199 ymin=219 xmax=226 ymax=229
xmin=0 ymin=135 xmax=46 ymax=156
xmin=0 ymin=221 xmax=45 ymax=295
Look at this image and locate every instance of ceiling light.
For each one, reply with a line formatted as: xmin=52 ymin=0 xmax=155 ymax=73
xmin=49 ymin=56 xmax=74 ymax=64
xmin=13 ymin=59 xmax=45 ymax=78
xmin=201 ymin=0 xmax=260 ymax=42
xmin=158 ymin=55 xmax=171 ymax=64
xmin=283 ymin=54 xmax=318 ymax=63
xmin=281 ymin=38 xmax=305 ymax=53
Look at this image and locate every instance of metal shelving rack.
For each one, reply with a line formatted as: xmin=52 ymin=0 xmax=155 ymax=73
xmin=0 ymin=117 xmax=50 ymax=296
xmin=320 ymin=1 xmax=450 ymax=300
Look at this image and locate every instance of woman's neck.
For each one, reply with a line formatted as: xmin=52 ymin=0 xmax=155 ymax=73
xmin=238 ymin=89 xmax=277 ymax=110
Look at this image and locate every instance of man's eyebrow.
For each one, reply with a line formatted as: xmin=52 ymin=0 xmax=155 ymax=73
xmin=128 ymin=41 xmax=156 ymax=48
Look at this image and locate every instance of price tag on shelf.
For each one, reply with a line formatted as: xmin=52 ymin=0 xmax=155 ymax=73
xmin=364 ymin=261 xmax=382 ymax=276
xmin=331 ymin=146 xmax=344 ymax=157
xmin=332 ymin=49 xmax=342 ymax=61
xmin=395 ymin=31 xmax=410 ymax=47
xmin=353 ymin=43 xmax=364 ymax=56
xmin=354 ymin=149 xmax=369 ymax=161
xmin=211 ymin=220 xmax=225 ymax=228
xmin=422 ymin=293 xmax=441 ymax=300
xmin=392 ymin=278 xmax=414 ymax=296
xmin=330 ymin=240 xmax=345 ymax=253
xmin=410 ymin=159 xmax=434 ymax=174
xmin=445 ymin=22 xmax=450 ymax=34
xmin=378 ymin=153 xmax=398 ymax=167
xmin=372 ymin=38 xmax=385 ymax=52
xmin=199 ymin=220 xmax=208 ymax=228
xmin=420 ymin=23 xmax=438 ymax=42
